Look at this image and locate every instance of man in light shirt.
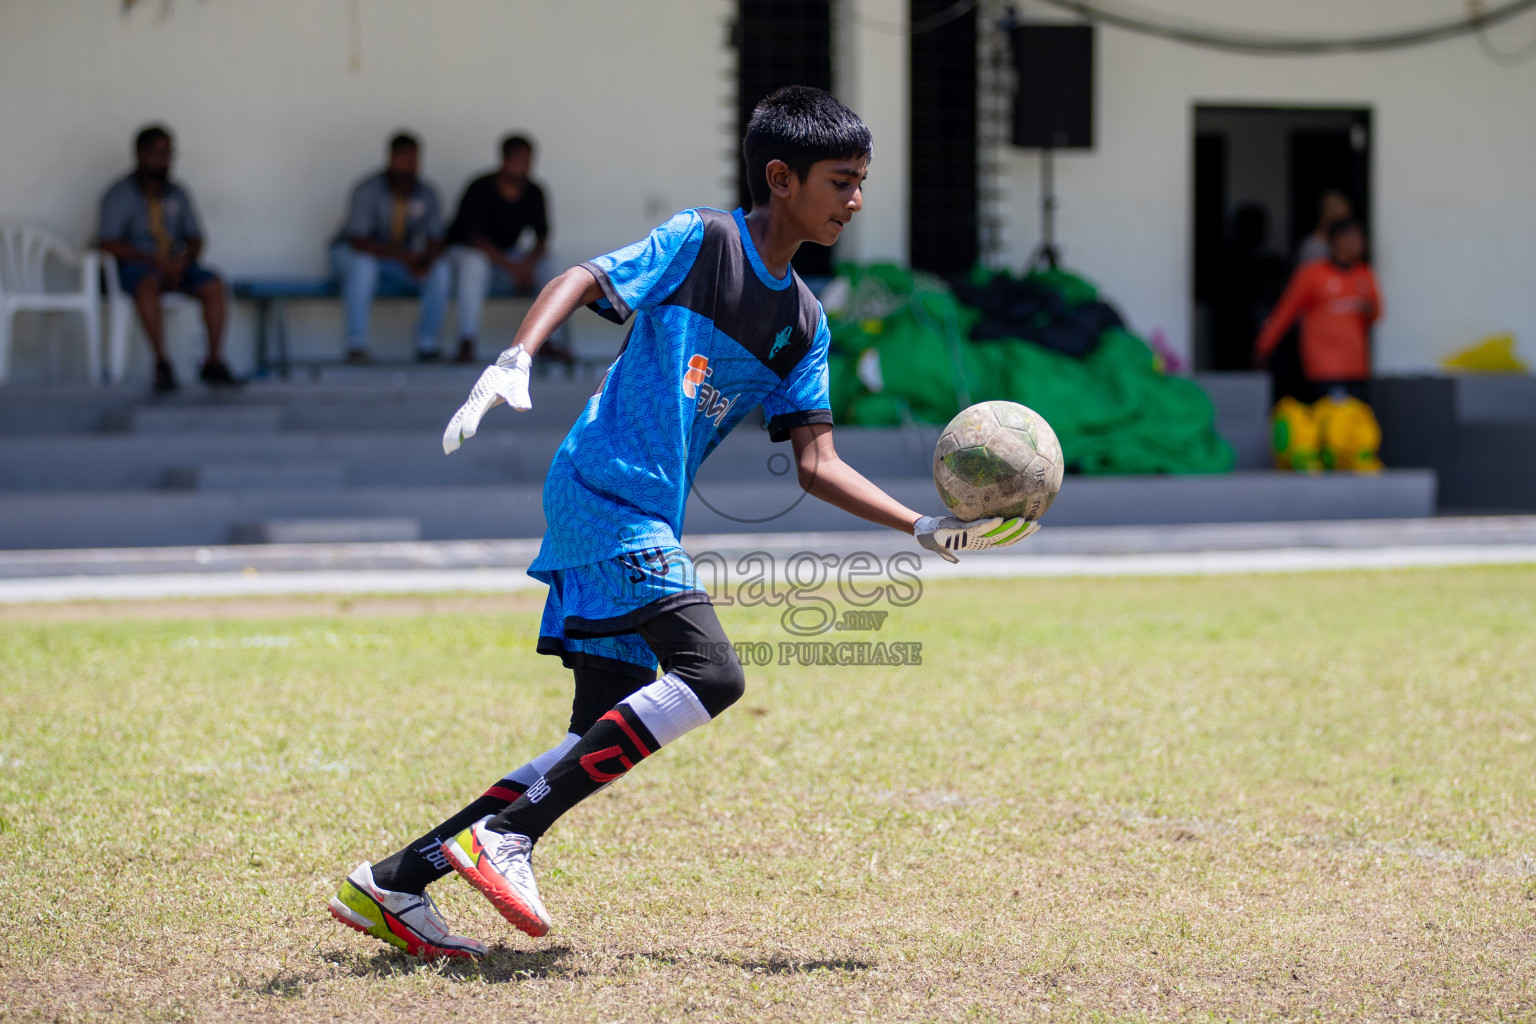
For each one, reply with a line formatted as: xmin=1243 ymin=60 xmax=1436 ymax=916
xmin=330 ymin=133 xmax=451 ymax=363
xmin=97 ymin=124 xmax=238 ymax=392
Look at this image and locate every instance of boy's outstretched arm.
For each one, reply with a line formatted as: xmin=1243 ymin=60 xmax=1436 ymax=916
xmin=509 ymin=267 xmax=605 ymax=359
xmin=443 ymin=267 xmax=604 ymax=453
xmin=789 ymin=423 xmax=1038 ymax=562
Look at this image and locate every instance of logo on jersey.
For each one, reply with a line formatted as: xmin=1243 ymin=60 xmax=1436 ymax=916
xmin=682 ymin=354 xmax=709 ymax=398
xmin=770 ymin=325 xmax=793 ymax=359
xmin=681 ymin=353 xmax=739 ymax=427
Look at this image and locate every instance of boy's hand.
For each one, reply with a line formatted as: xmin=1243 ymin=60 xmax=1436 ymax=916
xmin=913 ymin=514 xmax=1039 ymax=563
xmin=442 ymin=345 xmax=533 ymax=454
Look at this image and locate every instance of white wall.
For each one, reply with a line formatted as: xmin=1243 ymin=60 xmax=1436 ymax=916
xmin=834 ymin=0 xmax=911 ymax=265
xmin=0 ymin=0 xmax=735 ymax=376
xmin=5 ymin=0 xmax=1533 ymax=379
xmin=1002 ymin=0 xmax=1536 ymax=372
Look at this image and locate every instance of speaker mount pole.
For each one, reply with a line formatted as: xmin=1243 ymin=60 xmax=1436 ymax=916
xmin=1030 ymin=146 xmax=1060 ymax=271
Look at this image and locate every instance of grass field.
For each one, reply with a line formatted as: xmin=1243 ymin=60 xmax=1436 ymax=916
xmin=2 ymin=567 xmax=1534 ymax=1023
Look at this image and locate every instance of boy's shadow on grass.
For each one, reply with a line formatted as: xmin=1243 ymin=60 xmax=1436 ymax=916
xmin=338 ymin=944 xmax=575 ymax=983
xmin=325 ymin=947 xmax=869 ymax=986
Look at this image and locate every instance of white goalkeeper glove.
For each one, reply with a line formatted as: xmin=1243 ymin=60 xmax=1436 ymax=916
xmin=442 ymin=345 xmax=533 ymax=454
xmin=913 ymin=514 xmax=1040 ymax=564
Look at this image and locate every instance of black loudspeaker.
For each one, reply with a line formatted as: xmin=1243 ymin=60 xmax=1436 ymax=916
xmin=1011 ymin=24 xmax=1094 ymax=149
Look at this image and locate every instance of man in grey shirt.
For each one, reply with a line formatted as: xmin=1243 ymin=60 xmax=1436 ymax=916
xmin=330 ymin=133 xmax=451 ymax=362
xmin=97 ymin=124 xmax=238 ymax=391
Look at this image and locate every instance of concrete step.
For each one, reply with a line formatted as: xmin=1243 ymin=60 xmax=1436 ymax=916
xmin=1190 ymin=371 xmax=1272 ymax=470
xmin=1191 ymin=371 xmax=1271 ymax=422
xmin=1375 ymin=374 xmax=1536 ymax=430
xmin=0 ymin=469 xmax=1437 ymax=549
xmin=1439 ymin=423 xmax=1536 ymax=512
xmin=126 ymin=406 xmax=284 ymax=434
xmin=0 ymin=432 xmax=566 ymax=490
xmin=164 ymin=462 xmax=350 ymax=492
xmin=0 ymin=386 xmax=148 ymax=436
xmin=112 ymin=398 xmax=592 ymax=434
xmin=0 ymin=423 xmax=935 ymax=492
xmin=307 ymin=362 xmax=606 ymax=388
xmin=229 ymin=517 xmax=422 ymax=544
xmin=1214 ymin=421 xmax=1270 ymax=471
xmin=1451 ymin=375 xmax=1536 ymax=424
xmin=683 ymin=470 xmax=1437 ymax=534
xmin=0 ymin=376 xmax=603 ymax=436
xmin=1375 ymin=376 xmax=1536 ymax=511
xmin=0 ymin=485 xmax=547 ymax=548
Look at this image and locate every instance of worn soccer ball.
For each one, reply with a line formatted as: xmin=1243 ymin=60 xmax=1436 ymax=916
xmin=933 ymin=401 xmax=1064 ymax=522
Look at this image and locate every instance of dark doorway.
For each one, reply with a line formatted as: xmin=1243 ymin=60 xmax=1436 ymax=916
xmin=735 ymin=0 xmax=834 ymax=276
xmin=1290 ymin=127 xmax=1370 ymax=254
xmin=1191 ymin=106 xmax=1371 ymax=393
xmin=909 ymin=0 xmax=978 ymax=278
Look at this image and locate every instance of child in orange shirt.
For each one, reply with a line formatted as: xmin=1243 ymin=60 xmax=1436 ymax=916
xmin=1255 ymin=220 xmax=1380 ymax=400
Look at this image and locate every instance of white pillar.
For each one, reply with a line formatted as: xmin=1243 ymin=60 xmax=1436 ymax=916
xmin=833 ymin=0 xmax=911 ymax=266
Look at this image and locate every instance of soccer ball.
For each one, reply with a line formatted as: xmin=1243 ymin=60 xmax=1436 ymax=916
xmin=933 ymin=401 xmax=1064 ymax=522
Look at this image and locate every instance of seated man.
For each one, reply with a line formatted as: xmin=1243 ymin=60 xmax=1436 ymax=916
xmin=330 ymin=132 xmax=451 ymax=363
xmin=448 ymin=134 xmax=570 ymax=365
xmin=97 ymin=124 xmax=238 ymax=392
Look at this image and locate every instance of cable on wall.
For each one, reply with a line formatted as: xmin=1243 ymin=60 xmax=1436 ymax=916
xmin=1028 ymin=0 xmax=1536 ymax=56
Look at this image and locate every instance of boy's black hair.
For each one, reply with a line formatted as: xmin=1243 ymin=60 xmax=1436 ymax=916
xmin=134 ymin=124 xmax=171 ymax=153
xmin=501 ymin=134 xmax=534 ymax=158
xmin=389 ymin=131 xmax=420 ymax=154
xmin=743 ymin=86 xmax=872 ymax=208
xmin=1327 ymin=217 xmax=1362 ymax=242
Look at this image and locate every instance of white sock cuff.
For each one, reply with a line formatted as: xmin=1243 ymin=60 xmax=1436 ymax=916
xmin=504 ymin=732 xmax=580 ymax=787
xmin=620 ymin=673 xmax=710 ymax=747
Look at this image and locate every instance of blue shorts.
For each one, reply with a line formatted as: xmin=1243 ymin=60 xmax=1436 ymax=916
xmin=532 ymin=546 xmax=709 ymax=680
xmin=117 ymin=261 xmax=218 ymax=296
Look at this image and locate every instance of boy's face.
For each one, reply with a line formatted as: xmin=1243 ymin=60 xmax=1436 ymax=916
xmin=769 ymin=154 xmax=868 ymax=247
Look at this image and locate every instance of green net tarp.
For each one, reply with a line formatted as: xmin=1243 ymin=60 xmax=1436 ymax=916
xmin=826 ymin=264 xmax=1234 ymax=475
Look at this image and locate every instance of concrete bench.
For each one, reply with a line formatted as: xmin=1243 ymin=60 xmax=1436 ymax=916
xmin=233 ymin=275 xmax=532 ymax=377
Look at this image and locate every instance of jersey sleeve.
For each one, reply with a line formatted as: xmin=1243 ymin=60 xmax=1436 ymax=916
xmin=762 ymin=312 xmax=834 ymax=442
xmin=579 ymin=209 xmax=704 ymax=324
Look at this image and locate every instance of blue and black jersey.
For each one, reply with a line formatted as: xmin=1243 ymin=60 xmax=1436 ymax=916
xmin=528 ymin=207 xmax=832 ymax=575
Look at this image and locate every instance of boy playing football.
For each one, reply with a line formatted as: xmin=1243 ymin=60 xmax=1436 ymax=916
xmin=328 ymin=86 xmax=1037 ymax=958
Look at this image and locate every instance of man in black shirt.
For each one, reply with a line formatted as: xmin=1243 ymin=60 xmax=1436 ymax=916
xmin=448 ymin=135 xmax=569 ymax=364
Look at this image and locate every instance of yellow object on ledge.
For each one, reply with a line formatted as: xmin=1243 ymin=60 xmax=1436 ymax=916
xmin=1270 ymin=397 xmax=1322 ymax=473
xmin=1315 ymin=395 xmax=1384 ymax=474
xmin=1439 ymin=334 xmax=1528 ymax=374
xmin=1271 ymin=394 xmax=1384 ymax=474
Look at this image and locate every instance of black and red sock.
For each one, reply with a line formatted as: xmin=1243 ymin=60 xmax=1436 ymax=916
xmin=486 ymin=705 xmax=658 ymax=842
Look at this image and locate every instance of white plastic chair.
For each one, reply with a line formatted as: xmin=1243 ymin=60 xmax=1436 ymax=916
xmin=0 ymin=222 xmax=103 ymax=385
xmin=101 ymin=250 xmax=201 ymax=384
